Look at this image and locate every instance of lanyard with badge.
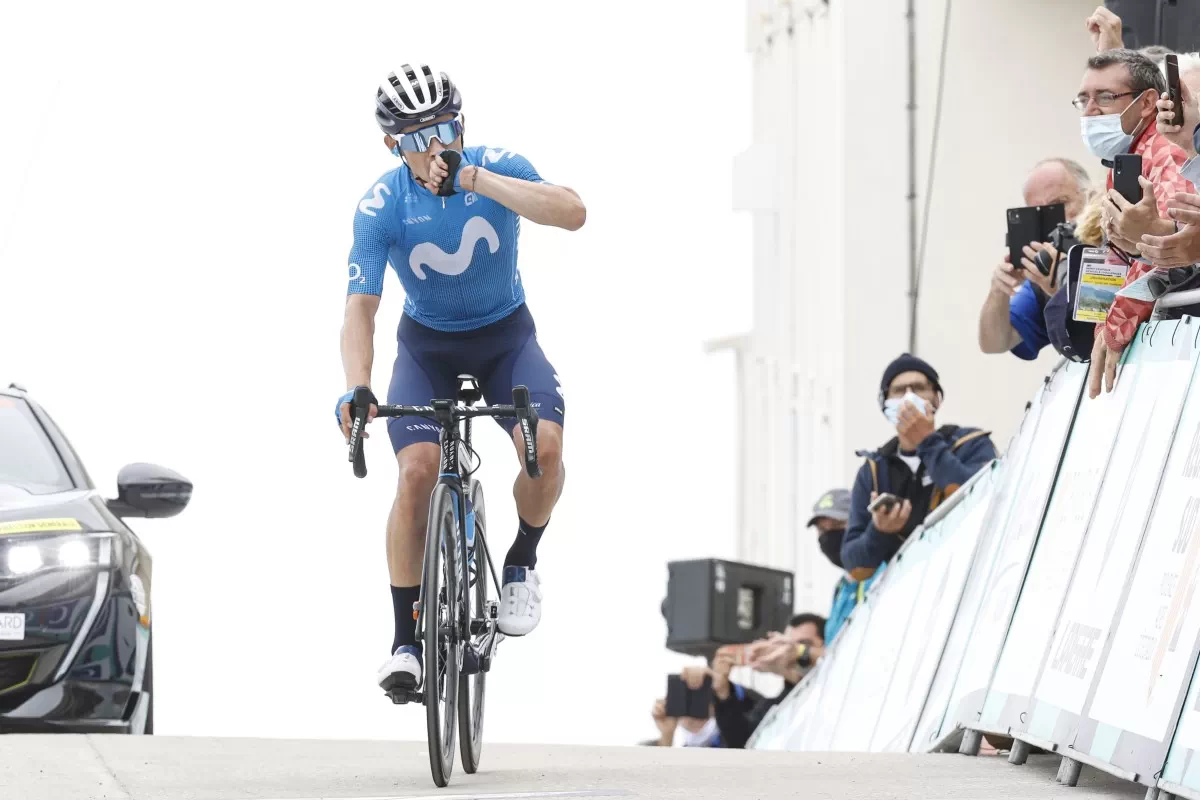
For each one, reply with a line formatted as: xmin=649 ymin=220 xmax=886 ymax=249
xmin=1071 ymin=244 xmax=1127 ymax=322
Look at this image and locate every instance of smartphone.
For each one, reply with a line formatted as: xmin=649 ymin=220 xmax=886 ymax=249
xmin=1113 ymin=154 xmax=1143 ymax=205
xmin=666 ymin=674 xmax=713 ymax=718
xmin=1167 ymin=54 xmax=1183 ymax=127
xmin=868 ymin=493 xmax=901 ymax=514
xmin=1007 ymin=206 xmax=1045 ymax=270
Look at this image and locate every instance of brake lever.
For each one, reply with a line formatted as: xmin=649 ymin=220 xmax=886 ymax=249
xmin=348 ymin=386 xmax=372 ymax=478
xmin=512 ymin=386 xmax=542 ymax=479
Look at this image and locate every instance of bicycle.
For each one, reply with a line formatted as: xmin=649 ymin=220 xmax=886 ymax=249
xmin=346 ymin=377 xmax=541 ymax=787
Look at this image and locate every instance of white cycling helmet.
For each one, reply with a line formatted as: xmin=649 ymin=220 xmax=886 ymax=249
xmin=374 ymin=64 xmax=462 ymax=136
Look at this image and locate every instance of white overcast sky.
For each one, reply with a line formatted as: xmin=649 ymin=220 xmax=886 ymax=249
xmin=0 ymin=1 xmax=752 ymax=744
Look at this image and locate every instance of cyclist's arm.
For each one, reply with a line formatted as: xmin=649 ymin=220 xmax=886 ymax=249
xmin=342 ymin=294 xmax=379 ymax=389
xmin=459 ymin=152 xmax=585 ymax=231
xmin=342 ymin=202 xmax=391 ymax=389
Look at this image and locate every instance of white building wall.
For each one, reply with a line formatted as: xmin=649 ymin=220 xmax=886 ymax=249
xmin=732 ymin=0 xmax=1103 ymax=614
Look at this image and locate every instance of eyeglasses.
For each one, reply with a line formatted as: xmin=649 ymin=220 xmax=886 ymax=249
xmin=1072 ymin=91 xmax=1137 ymax=111
xmin=395 ymin=118 xmax=463 ymax=152
xmin=887 ymin=380 xmax=932 ymax=398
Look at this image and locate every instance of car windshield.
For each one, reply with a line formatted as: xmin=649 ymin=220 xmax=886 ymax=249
xmin=0 ymin=396 xmax=73 ymax=494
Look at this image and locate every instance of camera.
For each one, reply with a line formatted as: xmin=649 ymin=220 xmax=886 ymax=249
xmin=1034 ymin=221 xmax=1080 ymax=280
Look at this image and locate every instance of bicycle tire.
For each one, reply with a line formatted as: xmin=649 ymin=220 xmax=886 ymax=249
xmin=424 ymin=484 xmax=460 ymax=788
xmin=459 ymin=479 xmax=488 ymax=773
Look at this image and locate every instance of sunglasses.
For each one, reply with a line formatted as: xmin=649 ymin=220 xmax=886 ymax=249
xmin=395 ymin=118 xmax=463 ymax=152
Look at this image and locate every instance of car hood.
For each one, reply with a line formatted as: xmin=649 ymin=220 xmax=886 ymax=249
xmin=0 ymin=485 xmax=113 ymax=533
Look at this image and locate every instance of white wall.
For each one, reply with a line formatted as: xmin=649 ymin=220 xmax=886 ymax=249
xmin=733 ymin=0 xmax=1102 ymax=613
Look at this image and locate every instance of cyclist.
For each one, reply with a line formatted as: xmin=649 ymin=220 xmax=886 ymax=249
xmin=336 ymin=64 xmax=584 ymax=694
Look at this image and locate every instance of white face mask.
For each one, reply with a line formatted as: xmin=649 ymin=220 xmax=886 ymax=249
xmin=883 ymin=390 xmax=928 ymax=425
xmin=675 ymin=716 xmax=719 ymax=747
xmin=1079 ymin=92 xmax=1145 ymax=159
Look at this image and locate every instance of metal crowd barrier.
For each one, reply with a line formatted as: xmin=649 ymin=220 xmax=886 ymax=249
xmin=749 ymin=316 xmax=1200 ymax=800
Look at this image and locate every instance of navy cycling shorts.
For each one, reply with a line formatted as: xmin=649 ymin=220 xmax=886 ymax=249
xmin=386 ymin=304 xmax=564 ymax=453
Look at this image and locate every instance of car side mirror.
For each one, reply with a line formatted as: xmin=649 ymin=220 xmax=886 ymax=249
xmin=106 ymin=463 xmax=193 ymax=519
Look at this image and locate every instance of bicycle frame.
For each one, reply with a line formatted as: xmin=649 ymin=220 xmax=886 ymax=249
xmin=415 ymin=402 xmax=504 ymax=645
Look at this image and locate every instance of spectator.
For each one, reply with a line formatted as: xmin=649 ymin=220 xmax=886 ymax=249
xmin=1077 ymin=49 xmax=1193 ymax=398
xmin=681 ymin=613 xmax=826 ymax=750
xmin=840 ymin=354 xmax=997 ymax=580
xmin=1134 ymin=56 xmax=1200 ymax=272
xmin=649 ymin=697 xmax=721 ymax=747
xmin=978 ymin=158 xmax=1092 ymax=360
xmin=806 ymin=488 xmax=884 ymax=643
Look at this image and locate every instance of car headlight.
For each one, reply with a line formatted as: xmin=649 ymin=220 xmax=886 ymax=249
xmin=7 ymin=545 xmax=42 ymax=575
xmin=1 ymin=536 xmax=101 ymax=576
xmin=58 ymin=539 xmax=90 ymax=568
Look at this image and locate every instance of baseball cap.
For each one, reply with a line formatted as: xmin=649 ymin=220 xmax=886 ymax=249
xmin=806 ymin=488 xmax=850 ymax=527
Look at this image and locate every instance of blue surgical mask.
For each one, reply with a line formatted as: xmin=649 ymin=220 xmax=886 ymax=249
xmin=1081 ymin=113 xmax=1135 ymax=159
xmin=882 ymin=391 xmax=928 ymax=425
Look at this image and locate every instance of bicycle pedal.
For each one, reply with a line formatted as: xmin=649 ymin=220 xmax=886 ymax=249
xmin=386 ymin=688 xmax=424 ymax=705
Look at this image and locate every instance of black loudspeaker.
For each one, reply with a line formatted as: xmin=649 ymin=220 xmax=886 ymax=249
xmin=1104 ymin=0 xmax=1200 ymax=52
xmin=661 ymin=558 xmax=795 ymax=658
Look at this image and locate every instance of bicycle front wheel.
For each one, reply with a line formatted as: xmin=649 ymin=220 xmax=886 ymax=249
xmin=424 ymin=484 xmax=460 ymax=788
xmin=459 ymin=479 xmax=488 ymax=773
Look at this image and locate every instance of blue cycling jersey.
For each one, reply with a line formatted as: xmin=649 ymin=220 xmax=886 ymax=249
xmin=347 ymin=146 xmax=546 ymax=332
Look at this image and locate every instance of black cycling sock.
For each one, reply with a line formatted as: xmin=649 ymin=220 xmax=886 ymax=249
xmin=391 ymin=585 xmax=421 ymax=653
xmin=505 ymin=518 xmax=548 ymax=569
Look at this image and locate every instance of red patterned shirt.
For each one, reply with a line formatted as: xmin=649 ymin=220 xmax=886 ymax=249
xmin=1102 ymin=119 xmax=1195 ymax=352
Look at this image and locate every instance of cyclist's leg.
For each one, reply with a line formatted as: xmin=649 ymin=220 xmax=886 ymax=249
xmin=479 ymin=306 xmax=565 ymax=635
xmin=377 ymin=326 xmax=458 ymax=689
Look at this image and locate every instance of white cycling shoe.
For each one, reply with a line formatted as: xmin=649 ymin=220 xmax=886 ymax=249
xmin=497 ymin=566 xmax=542 ymax=636
xmin=377 ymin=645 xmax=422 ymax=693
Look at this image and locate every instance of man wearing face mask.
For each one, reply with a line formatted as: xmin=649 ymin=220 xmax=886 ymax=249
xmin=805 ymin=489 xmax=882 ymax=643
xmin=1074 ymin=50 xmax=1194 ymax=398
xmin=840 ymin=355 xmax=998 ymax=580
xmin=1134 ymin=58 xmax=1200 ymax=295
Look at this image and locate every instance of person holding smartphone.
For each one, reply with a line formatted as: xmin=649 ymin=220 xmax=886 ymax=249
xmin=1134 ymin=56 xmax=1200 ymax=284
xmin=1074 ymin=49 xmax=1193 ymax=398
xmin=674 ymin=613 xmax=827 ymax=749
xmin=978 ymin=159 xmax=1092 ymax=361
xmin=840 ymin=355 xmax=997 ymax=581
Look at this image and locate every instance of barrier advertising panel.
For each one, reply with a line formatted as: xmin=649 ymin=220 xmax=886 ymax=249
xmin=870 ymin=473 xmax=993 ymax=752
xmin=938 ymin=362 xmax=1085 ymax=738
xmin=977 ymin=350 xmax=1137 ymax=735
xmin=1020 ymin=323 xmax=1199 ymax=785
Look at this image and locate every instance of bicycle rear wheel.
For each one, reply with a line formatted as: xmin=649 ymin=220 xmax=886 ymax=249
xmin=424 ymin=484 xmax=460 ymax=788
xmin=459 ymin=480 xmax=488 ymax=773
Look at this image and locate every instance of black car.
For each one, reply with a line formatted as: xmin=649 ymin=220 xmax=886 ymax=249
xmin=0 ymin=383 xmax=191 ymax=734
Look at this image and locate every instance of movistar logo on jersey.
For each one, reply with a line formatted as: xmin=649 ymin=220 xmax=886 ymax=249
xmin=359 ymin=183 xmax=391 ymax=217
xmin=409 ymin=216 xmax=500 ymax=280
xmin=483 ymin=148 xmax=514 ymax=165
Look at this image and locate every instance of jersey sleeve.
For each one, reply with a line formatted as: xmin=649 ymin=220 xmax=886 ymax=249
xmin=347 ymin=192 xmax=393 ymax=297
xmin=479 ymin=148 xmax=547 ymax=184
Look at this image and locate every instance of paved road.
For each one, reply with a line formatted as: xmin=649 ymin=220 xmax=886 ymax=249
xmin=0 ymin=735 xmax=1151 ymax=800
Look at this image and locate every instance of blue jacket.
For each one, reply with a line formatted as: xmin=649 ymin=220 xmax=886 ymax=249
xmin=840 ymin=425 xmax=996 ymax=579
xmin=825 ymin=568 xmax=885 ymax=643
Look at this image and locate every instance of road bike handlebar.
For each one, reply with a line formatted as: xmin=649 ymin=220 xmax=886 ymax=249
xmin=347 ymin=385 xmax=541 ymax=480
